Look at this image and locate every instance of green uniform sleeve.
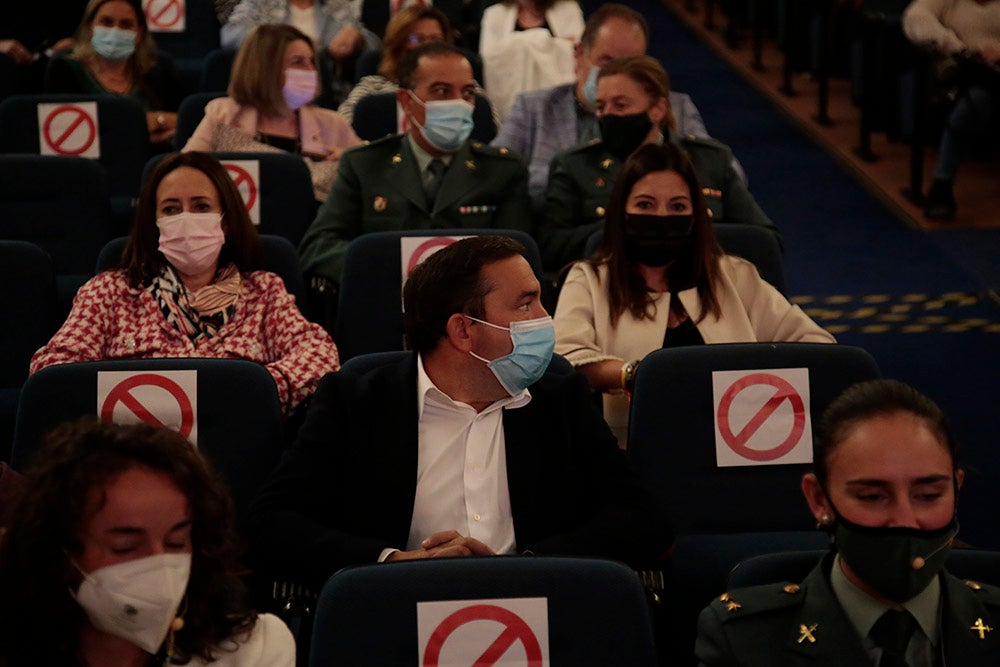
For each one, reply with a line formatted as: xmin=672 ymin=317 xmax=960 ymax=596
xmin=491 ymin=157 xmax=533 ymax=234
xmin=539 ymin=153 xmax=603 ymax=271
xmin=298 ymin=150 xmax=364 ymax=286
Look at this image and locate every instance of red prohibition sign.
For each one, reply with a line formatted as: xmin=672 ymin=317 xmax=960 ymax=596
xmin=42 ymin=105 xmax=96 ymax=156
xmin=717 ymin=373 xmax=806 ymax=462
xmin=144 ymin=0 xmax=184 ymax=29
xmin=423 ymin=604 xmax=543 ymax=667
xmin=223 ymin=164 xmax=258 ymax=212
xmin=100 ymin=373 xmax=195 ymax=438
xmin=406 ymin=237 xmax=457 ymax=276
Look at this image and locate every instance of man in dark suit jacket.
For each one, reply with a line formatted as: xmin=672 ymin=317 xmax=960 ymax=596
xmin=250 ymin=236 xmax=671 ymax=589
xmin=298 ymin=42 xmax=531 ymax=288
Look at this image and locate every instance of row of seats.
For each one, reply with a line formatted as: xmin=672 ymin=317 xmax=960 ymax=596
xmin=4 ymin=341 xmax=877 ymax=658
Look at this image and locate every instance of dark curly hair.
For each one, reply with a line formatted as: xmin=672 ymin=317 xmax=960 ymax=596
xmin=0 ymin=418 xmax=257 ymax=666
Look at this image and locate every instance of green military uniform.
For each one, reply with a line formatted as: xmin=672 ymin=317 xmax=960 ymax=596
xmin=539 ymin=133 xmax=781 ymax=272
xmin=695 ymin=554 xmax=1000 ymax=666
xmin=299 ymin=134 xmax=532 ymax=285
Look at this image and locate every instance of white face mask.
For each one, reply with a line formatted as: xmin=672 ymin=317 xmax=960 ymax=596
xmin=71 ymin=552 xmax=191 ymax=654
xmin=156 ymin=211 xmax=225 ymax=277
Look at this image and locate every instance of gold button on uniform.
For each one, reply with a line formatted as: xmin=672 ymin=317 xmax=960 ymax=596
xmin=783 ymin=584 xmax=800 ymax=594
xmin=596 ymin=206 xmax=605 ymax=217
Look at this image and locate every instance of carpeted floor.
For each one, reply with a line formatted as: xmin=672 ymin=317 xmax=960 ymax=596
xmin=598 ymin=0 xmax=1000 ymax=548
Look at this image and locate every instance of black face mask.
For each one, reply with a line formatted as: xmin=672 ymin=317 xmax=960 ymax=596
xmin=832 ymin=510 xmax=958 ymax=603
xmin=599 ymin=112 xmax=654 ymax=160
xmin=623 ymin=213 xmax=693 ymax=267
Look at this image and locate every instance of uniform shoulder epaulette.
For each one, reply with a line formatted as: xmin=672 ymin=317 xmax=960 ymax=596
xmin=680 ymin=134 xmax=728 ymax=151
xmin=963 ymin=579 xmax=1000 ymax=606
xmin=470 ymin=142 xmax=521 ymax=160
xmin=708 ymin=582 xmax=806 ymax=622
xmin=560 ymin=138 xmax=603 ymax=156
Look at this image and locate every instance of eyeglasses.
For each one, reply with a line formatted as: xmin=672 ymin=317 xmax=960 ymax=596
xmin=406 ymin=33 xmax=442 ymax=46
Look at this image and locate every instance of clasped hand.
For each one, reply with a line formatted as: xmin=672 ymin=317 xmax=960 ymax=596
xmin=385 ymin=530 xmax=496 ymax=561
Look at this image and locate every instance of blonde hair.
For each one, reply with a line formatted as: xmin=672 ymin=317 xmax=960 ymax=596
xmin=378 ymin=6 xmax=455 ymax=81
xmin=598 ymin=55 xmax=676 ymax=131
xmin=72 ymin=0 xmax=157 ymax=82
xmin=229 ymin=24 xmax=315 ymax=117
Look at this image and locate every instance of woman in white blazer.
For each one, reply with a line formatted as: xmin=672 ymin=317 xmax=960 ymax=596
xmin=479 ymin=0 xmax=584 ymax=55
xmin=554 ymin=143 xmax=834 ymax=443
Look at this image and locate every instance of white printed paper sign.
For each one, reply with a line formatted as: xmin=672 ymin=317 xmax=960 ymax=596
xmin=712 ymin=368 xmax=812 ymax=467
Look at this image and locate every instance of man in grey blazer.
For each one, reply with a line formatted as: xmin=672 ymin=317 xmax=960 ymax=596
xmin=491 ymin=3 xmax=726 ymax=207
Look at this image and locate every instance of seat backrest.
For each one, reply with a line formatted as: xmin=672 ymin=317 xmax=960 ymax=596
xmin=141 ymin=150 xmax=317 ymax=245
xmin=628 ymin=343 xmax=880 ymax=535
xmin=715 ymin=224 xmax=787 ymax=293
xmin=0 ymin=241 xmax=58 ymax=389
xmin=335 ymin=229 xmax=544 ymax=361
xmin=95 ymin=234 xmax=308 ymax=313
xmin=727 ymin=549 xmax=827 ymax=589
xmin=0 ymin=155 xmax=116 ymax=278
xmin=173 ymin=91 xmax=227 ymax=149
xmin=200 ymin=49 xmax=237 ymax=92
xmin=11 ymin=358 xmax=283 ymax=522
xmin=727 ymin=548 xmax=1000 ymax=589
xmin=143 ymin=0 xmax=221 ymax=59
xmin=584 ymin=223 xmax=787 ymax=293
xmin=351 ymin=91 xmax=496 ymax=142
xmin=309 ymin=556 xmax=657 ymax=666
xmin=0 ymin=94 xmax=150 ymax=198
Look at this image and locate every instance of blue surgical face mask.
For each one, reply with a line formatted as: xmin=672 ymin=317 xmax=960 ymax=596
xmin=91 ymin=26 xmax=137 ymax=62
xmin=407 ymin=90 xmax=474 ymax=153
xmin=466 ymin=315 xmax=555 ymax=396
xmin=582 ymin=65 xmax=599 ymax=108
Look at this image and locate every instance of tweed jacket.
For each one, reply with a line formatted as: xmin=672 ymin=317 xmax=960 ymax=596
xmin=183 ymin=97 xmax=362 ymax=159
xmin=491 ymin=82 xmax=711 ymax=202
xmin=30 ymin=270 xmax=340 ymax=415
xmin=553 ymin=257 xmax=834 ymax=441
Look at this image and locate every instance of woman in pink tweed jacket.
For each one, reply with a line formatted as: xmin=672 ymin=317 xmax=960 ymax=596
xmin=31 ymin=152 xmax=339 ymax=416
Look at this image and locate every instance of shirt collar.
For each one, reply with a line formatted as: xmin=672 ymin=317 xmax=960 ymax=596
xmin=416 ymin=354 xmax=531 ymax=419
xmin=830 ymin=554 xmax=941 ymax=646
xmin=406 ymin=131 xmax=453 ymax=174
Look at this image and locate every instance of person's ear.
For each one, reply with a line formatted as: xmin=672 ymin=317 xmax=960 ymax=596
xmin=445 ymin=313 xmax=474 ymax=352
xmin=802 ymin=473 xmax=834 ymax=526
xmin=955 ymin=468 xmax=965 ymax=491
xmin=647 ymin=95 xmax=669 ymax=126
xmin=397 ymin=88 xmax=414 ymax=117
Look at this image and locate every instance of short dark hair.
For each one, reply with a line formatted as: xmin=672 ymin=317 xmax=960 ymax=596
xmin=403 ymin=236 xmax=526 ymax=354
xmin=120 ymin=152 xmax=261 ymax=287
xmin=0 ymin=418 xmax=255 ymax=665
xmin=580 ymin=3 xmax=650 ymax=50
xmin=594 ymin=142 xmax=722 ymax=326
xmin=813 ymin=379 xmax=959 ymax=487
xmin=397 ymin=41 xmax=468 ymax=90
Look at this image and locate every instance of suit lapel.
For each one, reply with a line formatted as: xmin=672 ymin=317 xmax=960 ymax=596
xmin=396 ymin=137 xmax=430 ymax=214
xmin=500 ymin=396 xmax=544 ymax=547
xmin=941 ymin=573 xmax=1000 ymax=664
xmin=785 ymin=560 xmax=873 ymax=666
xmin=432 ymin=141 xmax=476 ymax=215
xmin=380 ymin=354 xmax=421 ymax=543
